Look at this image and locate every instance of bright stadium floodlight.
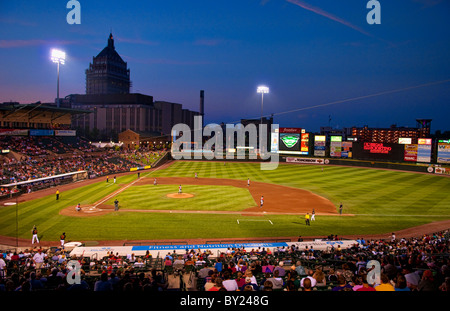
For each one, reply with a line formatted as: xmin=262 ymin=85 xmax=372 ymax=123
xmin=257 ymin=85 xmax=269 ymax=124
xmin=51 ymin=49 xmax=66 ymax=108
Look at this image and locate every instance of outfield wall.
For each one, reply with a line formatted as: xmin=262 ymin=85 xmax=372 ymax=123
xmin=168 ymin=152 xmax=441 ymax=174
xmin=70 ymin=240 xmax=359 ymax=259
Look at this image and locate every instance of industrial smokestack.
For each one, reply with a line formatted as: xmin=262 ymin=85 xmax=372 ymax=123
xmin=200 ymin=90 xmax=204 ymax=127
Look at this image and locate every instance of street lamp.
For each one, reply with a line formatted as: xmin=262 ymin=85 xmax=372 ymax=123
xmin=257 ymin=85 xmax=269 ymax=125
xmin=51 ymin=49 xmax=66 ymax=108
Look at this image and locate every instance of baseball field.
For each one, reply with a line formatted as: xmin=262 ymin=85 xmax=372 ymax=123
xmin=1 ymin=160 xmax=449 ymax=246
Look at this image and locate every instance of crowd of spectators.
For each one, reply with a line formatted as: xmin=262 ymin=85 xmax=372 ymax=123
xmin=0 ymin=153 xmax=139 ymax=186
xmin=121 ymin=149 xmax=166 ymax=167
xmin=0 ymin=136 xmax=153 ymax=191
xmin=0 ymin=230 xmax=448 ymax=292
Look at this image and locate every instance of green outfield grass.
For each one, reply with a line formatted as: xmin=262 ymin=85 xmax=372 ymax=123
xmin=0 ymin=161 xmax=449 ymax=243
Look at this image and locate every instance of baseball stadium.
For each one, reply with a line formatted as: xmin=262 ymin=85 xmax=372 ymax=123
xmin=0 ymin=127 xmax=449 ymax=293
xmin=0 ymin=8 xmax=449 ymax=295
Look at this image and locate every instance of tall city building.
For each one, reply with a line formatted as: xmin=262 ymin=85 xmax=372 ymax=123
xmin=68 ymin=33 xmax=200 ymax=140
xmin=85 ymin=33 xmax=131 ymax=95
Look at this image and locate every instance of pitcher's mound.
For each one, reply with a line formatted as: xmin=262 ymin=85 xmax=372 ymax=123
xmin=166 ymin=193 xmax=195 ymax=199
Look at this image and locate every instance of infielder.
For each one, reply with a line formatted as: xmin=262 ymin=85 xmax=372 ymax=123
xmin=31 ymin=226 xmax=39 ymax=244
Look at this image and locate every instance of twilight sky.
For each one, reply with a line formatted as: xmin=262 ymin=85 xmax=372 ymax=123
xmin=0 ymin=0 xmax=449 ymax=133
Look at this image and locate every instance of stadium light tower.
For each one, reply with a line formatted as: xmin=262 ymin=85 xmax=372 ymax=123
xmin=51 ymin=49 xmax=66 ymax=108
xmin=257 ymin=85 xmax=269 ymax=125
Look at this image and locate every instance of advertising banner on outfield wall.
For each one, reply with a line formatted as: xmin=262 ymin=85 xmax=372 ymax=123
xmin=437 ymin=140 xmax=450 ymax=164
xmin=55 ymin=130 xmax=76 ymax=136
xmin=301 ymin=133 xmax=309 ymax=154
xmin=314 ymin=135 xmax=326 ymax=157
xmin=286 ymin=157 xmax=325 ymax=164
xmin=330 ymin=136 xmax=342 ymax=157
xmin=29 ymin=129 xmax=54 ymax=136
xmin=404 ymin=144 xmax=418 ymax=162
xmin=0 ymin=129 xmax=28 ymax=136
xmin=341 ymin=141 xmax=353 ymax=158
xmin=417 ymin=139 xmax=432 ymax=163
xmin=435 ymin=167 xmax=450 ymax=175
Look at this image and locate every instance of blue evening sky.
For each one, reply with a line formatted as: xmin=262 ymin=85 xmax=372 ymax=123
xmin=0 ymin=0 xmax=449 ymax=133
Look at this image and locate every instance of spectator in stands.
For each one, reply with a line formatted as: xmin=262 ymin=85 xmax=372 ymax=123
xmin=313 ymin=267 xmax=327 ymax=287
xmin=208 ymin=277 xmax=225 ymax=291
xmin=293 ymin=261 xmax=306 ymax=276
xmin=234 ymin=271 xmax=246 ymax=289
xmin=375 ymin=273 xmax=395 ymax=291
xmin=94 ymin=272 xmax=113 ymax=291
xmin=273 ymin=261 xmax=286 ymax=277
xmin=418 ymin=270 xmax=438 ymax=291
xmin=222 ymin=271 xmax=238 ymax=291
xmin=301 ymin=277 xmax=313 ymax=291
xmin=214 ymin=258 xmax=223 ymax=273
xmin=356 ymin=273 xmax=376 ymax=291
xmin=262 ymin=280 xmax=273 ymax=291
xmin=394 ymin=274 xmax=411 ymax=291
xmin=198 ymin=263 xmax=211 ymax=279
xmin=332 ymin=275 xmax=353 ymax=291
xmin=267 ymin=269 xmax=284 ymax=290
xmin=240 ymin=276 xmax=259 ymax=291
xmin=439 ymin=277 xmax=450 ymax=292
xmin=29 ymin=272 xmax=44 ymax=291
xmin=300 ymin=269 xmax=317 ymax=288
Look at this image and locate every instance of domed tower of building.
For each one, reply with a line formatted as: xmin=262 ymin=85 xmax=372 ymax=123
xmin=85 ymin=33 xmax=131 ymax=94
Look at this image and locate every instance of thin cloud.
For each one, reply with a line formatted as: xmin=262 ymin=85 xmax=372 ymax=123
xmin=0 ymin=39 xmax=91 ymax=49
xmin=193 ymin=39 xmax=224 ymax=46
xmin=0 ymin=17 xmax=37 ymax=27
xmin=115 ymin=37 xmax=159 ymax=46
xmin=286 ymin=0 xmax=373 ymax=38
xmin=121 ymin=55 xmax=215 ymax=66
xmin=412 ymin=0 xmax=443 ymax=8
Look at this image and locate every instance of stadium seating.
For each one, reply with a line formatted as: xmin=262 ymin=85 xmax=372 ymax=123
xmin=0 ymin=230 xmax=448 ymax=292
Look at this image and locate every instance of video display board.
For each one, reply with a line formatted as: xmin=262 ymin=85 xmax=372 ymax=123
xmin=276 ymin=128 xmax=309 ymax=155
xmin=352 ymin=142 xmax=404 ymax=161
xmin=437 ymin=139 xmax=450 ymax=164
